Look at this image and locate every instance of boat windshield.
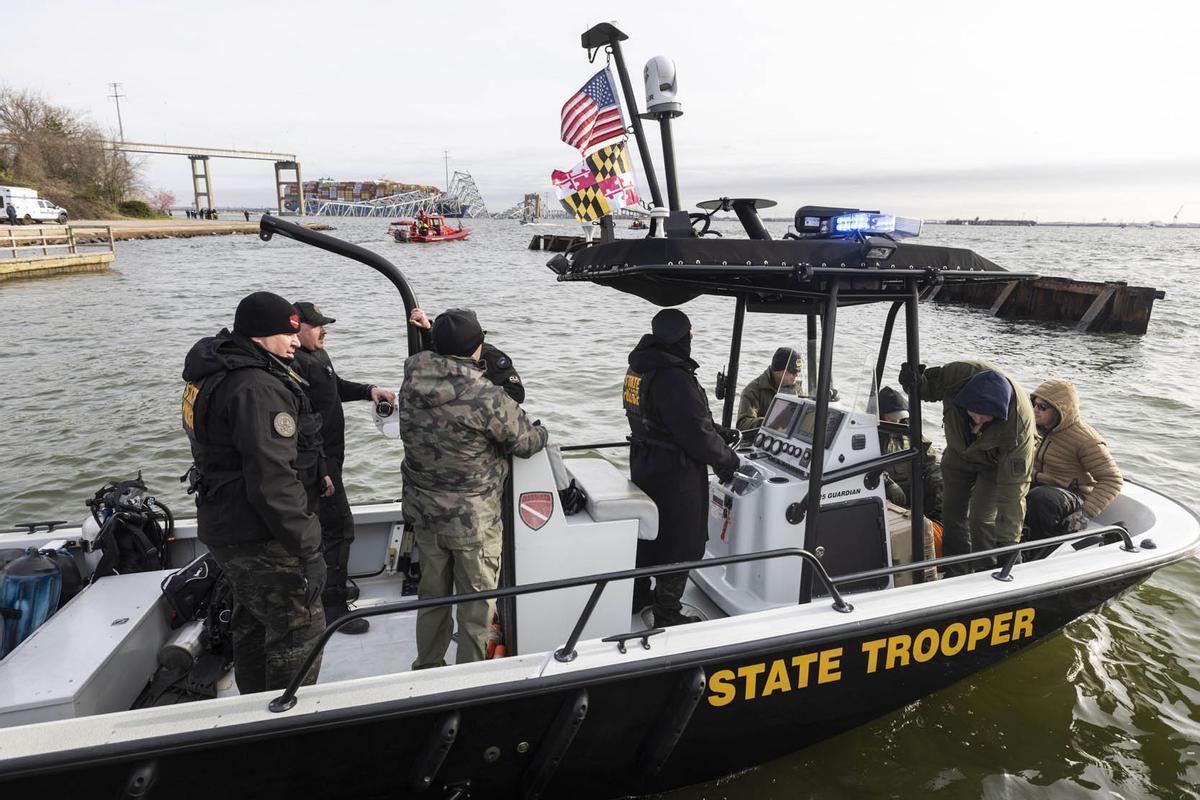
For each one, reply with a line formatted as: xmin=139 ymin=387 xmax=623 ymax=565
xmin=830 ymin=356 xmax=880 ymax=416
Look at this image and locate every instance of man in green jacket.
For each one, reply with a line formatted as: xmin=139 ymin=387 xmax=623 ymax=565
xmin=736 ymin=347 xmax=803 ymax=431
xmin=902 ymin=360 xmax=1035 ymax=576
xmin=878 ymin=386 xmax=943 ymax=522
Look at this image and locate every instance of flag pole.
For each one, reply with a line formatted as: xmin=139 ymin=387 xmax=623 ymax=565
xmin=581 ymin=23 xmax=665 ymax=229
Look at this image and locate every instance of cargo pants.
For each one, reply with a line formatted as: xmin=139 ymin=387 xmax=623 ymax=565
xmin=210 ymin=540 xmax=326 ymax=694
xmin=412 ymin=528 xmax=501 ymax=670
xmin=939 ymin=449 xmax=1001 ymax=576
xmin=319 ymin=458 xmax=357 ymax=616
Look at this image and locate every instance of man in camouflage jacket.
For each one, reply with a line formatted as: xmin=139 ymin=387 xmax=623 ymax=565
xmin=399 ymin=309 xmax=548 ymax=668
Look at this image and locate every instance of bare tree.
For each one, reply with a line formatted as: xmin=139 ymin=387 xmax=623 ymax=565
xmin=0 ymin=86 xmax=139 ymax=204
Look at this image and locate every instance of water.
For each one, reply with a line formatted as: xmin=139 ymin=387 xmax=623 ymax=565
xmin=1 ymin=218 xmax=1198 ymax=797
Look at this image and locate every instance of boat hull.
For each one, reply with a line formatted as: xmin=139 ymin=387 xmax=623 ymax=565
xmin=0 ymin=568 xmax=1152 ymax=799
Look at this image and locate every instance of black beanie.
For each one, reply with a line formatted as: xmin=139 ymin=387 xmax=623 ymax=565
xmin=234 ymin=291 xmax=300 ymax=337
xmin=432 ymin=308 xmax=484 ymax=357
xmin=651 ymin=308 xmax=691 ymax=343
xmin=878 ymin=386 xmax=909 ymax=416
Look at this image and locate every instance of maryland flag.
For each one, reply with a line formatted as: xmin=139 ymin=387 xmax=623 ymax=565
xmin=551 ymin=141 xmax=640 ymax=223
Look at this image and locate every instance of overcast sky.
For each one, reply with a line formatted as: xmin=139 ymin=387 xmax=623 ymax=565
xmin=6 ymin=1 xmax=1199 ymax=222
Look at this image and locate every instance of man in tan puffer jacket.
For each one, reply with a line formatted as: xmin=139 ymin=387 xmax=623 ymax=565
xmin=1025 ymin=379 xmax=1123 ymax=557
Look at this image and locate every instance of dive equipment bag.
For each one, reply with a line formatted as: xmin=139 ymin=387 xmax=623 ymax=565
xmin=85 ymin=473 xmax=173 ymax=579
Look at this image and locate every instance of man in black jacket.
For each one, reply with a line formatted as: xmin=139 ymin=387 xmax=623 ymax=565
xmin=181 ymin=291 xmax=327 ymax=694
xmin=292 ymin=301 xmax=395 ymax=634
xmin=625 ymin=308 xmax=740 ymax=627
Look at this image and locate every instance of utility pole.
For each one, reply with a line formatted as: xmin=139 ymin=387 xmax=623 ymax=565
xmin=443 ymin=150 xmax=450 ymax=192
xmin=108 ymin=83 xmax=126 ymax=142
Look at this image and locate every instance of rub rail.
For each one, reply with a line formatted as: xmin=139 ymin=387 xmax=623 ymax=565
xmin=268 ymin=547 xmax=849 ymax=713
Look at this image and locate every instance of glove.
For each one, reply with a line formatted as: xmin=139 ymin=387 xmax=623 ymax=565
xmin=898 ymin=362 xmax=925 ymax=395
xmin=303 ymin=554 xmax=327 ymax=605
xmin=715 ymin=425 xmax=741 ymax=447
xmin=714 ymin=458 xmax=738 ymax=484
xmin=1064 ymin=508 xmax=1091 ymax=533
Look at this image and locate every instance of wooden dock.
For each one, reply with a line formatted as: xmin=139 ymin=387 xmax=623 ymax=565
xmin=926 ymin=276 xmax=1165 ymax=334
xmin=2 ymin=225 xmax=116 ymax=283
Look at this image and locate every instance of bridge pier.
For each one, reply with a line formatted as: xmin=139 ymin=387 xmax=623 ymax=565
xmin=189 ymin=156 xmax=214 ymax=213
xmin=274 ymin=161 xmax=305 ymax=216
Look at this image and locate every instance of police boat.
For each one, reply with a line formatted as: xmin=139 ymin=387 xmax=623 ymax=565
xmin=1 ymin=26 xmax=1199 ymax=800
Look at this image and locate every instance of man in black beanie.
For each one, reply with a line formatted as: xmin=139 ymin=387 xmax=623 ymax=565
xmin=624 ymin=307 xmax=740 ymax=627
xmin=398 ymin=308 xmax=548 ymax=668
xmin=407 ymin=307 xmax=526 ymax=403
xmin=181 ymin=291 xmax=328 ymax=693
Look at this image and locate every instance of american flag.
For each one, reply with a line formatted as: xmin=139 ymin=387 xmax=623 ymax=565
xmin=560 ymin=69 xmax=627 ymax=155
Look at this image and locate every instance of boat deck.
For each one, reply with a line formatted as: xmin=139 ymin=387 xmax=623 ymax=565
xmin=216 ymin=575 xmax=729 ymax=695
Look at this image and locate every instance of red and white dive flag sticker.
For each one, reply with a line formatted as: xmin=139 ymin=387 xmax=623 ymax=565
xmin=519 ymin=492 xmax=554 ymax=531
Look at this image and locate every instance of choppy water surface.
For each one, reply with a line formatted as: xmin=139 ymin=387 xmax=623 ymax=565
xmin=1 ymin=218 xmax=1198 ymax=798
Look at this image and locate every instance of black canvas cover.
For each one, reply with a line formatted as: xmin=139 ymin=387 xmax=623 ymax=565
xmin=558 ymin=237 xmax=1012 ymax=307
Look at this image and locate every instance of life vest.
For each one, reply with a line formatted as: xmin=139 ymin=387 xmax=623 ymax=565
xmin=181 ymin=364 xmax=323 ymax=501
xmin=623 ymin=365 xmax=677 ymax=449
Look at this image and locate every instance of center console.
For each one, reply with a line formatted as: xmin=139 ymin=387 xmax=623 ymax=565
xmin=695 ymin=394 xmax=893 ymax=615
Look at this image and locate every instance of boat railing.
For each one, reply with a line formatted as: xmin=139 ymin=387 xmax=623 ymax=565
xmin=268 ymin=547 xmax=850 ymax=713
xmin=268 ymin=523 xmax=1139 ymax=713
xmin=833 ymin=523 xmax=1139 ymax=587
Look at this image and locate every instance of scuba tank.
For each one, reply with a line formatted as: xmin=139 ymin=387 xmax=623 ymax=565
xmin=0 ymin=550 xmax=63 ymax=657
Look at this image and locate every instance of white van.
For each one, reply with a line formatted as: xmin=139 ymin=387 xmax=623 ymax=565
xmin=1 ymin=186 xmax=69 ymax=224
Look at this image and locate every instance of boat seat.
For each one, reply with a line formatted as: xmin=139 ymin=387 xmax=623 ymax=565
xmin=0 ymin=569 xmax=172 ymax=728
xmin=564 ymin=457 xmax=658 ymax=541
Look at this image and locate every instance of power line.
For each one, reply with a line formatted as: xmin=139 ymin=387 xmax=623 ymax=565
xmin=108 ymin=83 xmax=126 ymax=142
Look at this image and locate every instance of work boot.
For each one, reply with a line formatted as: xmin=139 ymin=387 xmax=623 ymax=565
xmin=653 ymin=608 xmax=702 ymax=628
xmin=324 ymin=604 xmax=370 ymax=635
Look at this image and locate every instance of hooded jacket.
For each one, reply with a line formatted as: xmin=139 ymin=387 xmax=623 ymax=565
xmin=625 ymin=335 xmax=739 ymax=476
xmin=181 ymin=329 xmax=322 ymax=557
xmin=1032 ymin=379 xmax=1123 ymax=518
xmin=918 ymin=361 xmax=1035 ymax=470
xmin=398 ymin=350 xmax=547 ymax=545
xmin=916 ymin=360 xmax=1035 ymax=544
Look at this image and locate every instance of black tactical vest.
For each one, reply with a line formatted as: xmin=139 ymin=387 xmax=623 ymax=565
xmin=181 ymin=364 xmax=323 ymax=493
xmin=623 ymin=365 xmax=674 ymax=446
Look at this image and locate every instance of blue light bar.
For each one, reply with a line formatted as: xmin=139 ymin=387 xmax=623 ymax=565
xmin=832 ymin=212 xmax=922 ymax=239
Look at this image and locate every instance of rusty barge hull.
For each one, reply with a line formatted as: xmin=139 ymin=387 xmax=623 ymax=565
xmin=925 ymin=277 xmax=1164 ymax=334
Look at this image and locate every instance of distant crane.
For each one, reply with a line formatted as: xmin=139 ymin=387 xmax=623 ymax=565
xmin=1172 ymin=204 xmax=1185 ymax=225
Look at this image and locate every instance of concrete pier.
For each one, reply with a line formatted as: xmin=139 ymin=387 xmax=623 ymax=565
xmin=67 ymin=218 xmax=331 ymax=242
xmin=2 ymin=224 xmax=116 ymax=283
xmin=0 ymin=251 xmax=115 ymax=282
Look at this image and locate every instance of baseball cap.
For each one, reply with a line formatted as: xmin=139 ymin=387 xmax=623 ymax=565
xmin=771 ymin=347 xmax=802 ymax=374
xmin=293 ymin=301 xmax=336 ymax=326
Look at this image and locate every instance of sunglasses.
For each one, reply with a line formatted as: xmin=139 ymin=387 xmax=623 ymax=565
xmin=1031 ymin=399 xmax=1052 ymax=412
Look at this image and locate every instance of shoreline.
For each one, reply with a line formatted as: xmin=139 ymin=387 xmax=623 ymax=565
xmin=1 ymin=219 xmax=333 ymax=282
xmin=64 ymin=218 xmax=332 ymax=242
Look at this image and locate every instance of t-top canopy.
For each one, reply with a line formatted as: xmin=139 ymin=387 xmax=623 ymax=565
xmin=553 ymin=236 xmax=1030 ymax=309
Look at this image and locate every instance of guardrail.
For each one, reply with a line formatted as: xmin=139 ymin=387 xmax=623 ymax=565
xmin=267 ymin=523 xmax=1140 ymax=713
xmin=267 ymin=547 xmax=852 ymax=712
xmin=2 ymin=224 xmax=115 ymax=259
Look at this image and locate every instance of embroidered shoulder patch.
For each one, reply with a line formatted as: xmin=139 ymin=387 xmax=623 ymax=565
xmin=273 ymin=412 xmax=297 ymax=437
